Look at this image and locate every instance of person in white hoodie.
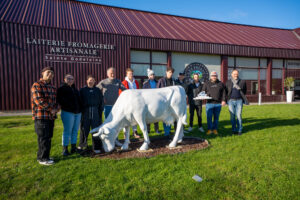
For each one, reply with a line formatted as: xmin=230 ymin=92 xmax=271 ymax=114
xmin=120 ymin=68 xmax=141 ymax=138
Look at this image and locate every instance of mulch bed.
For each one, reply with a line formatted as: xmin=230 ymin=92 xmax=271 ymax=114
xmin=81 ymin=136 xmax=209 ymax=159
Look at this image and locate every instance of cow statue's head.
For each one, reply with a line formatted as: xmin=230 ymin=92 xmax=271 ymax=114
xmin=93 ymin=126 xmax=116 ymax=153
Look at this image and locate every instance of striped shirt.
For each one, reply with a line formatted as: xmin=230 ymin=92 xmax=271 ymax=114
xmin=31 ymin=79 xmax=58 ymax=120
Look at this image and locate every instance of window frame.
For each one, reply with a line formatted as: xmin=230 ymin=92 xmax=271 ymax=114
xmin=130 ymin=50 xmax=168 ymax=78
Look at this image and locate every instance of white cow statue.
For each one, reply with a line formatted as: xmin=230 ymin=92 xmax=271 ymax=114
xmin=90 ymin=86 xmax=187 ymax=152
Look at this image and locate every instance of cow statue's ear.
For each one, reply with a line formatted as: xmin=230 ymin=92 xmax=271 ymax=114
xmin=103 ymin=127 xmax=110 ymax=135
xmin=93 ymin=128 xmax=104 ymax=137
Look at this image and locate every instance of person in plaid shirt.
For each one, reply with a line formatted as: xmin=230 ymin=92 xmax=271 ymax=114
xmin=31 ymin=66 xmax=59 ymax=166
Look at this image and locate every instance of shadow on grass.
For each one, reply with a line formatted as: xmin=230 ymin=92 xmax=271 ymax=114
xmin=0 ymin=120 xmax=32 ymax=128
xmin=51 ymin=153 xmax=83 ymax=163
xmin=184 ymin=117 xmax=300 ymax=139
xmin=53 ymin=117 xmax=300 ymax=161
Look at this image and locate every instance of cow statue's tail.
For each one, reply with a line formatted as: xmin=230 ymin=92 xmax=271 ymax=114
xmin=181 ymin=109 xmax=188 ymax=125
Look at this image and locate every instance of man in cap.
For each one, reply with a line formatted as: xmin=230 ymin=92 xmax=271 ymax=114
xmin=202 ymin=71 xmax=226 ymax=135
xmin=31 ymin=66 xmax=59 ymax=165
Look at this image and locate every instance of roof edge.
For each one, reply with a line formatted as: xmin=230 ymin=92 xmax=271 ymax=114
xmin=2 ymin=20 xmax=300 ymax=54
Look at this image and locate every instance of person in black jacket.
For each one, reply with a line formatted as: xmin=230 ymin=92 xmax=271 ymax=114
xmin=175 ymin=72 xmax=188 ymax=92
xmin=202 ymin=71 xmax=226 ymax=135
xmin=157 ymin=68 xmax=176 ymax=88
xmin=225 ymin=69 xmax=248 ymax=135
xmin=157 ymin=67 xmax=176 ymax=136
xmin=187 ymin=73 xmax=204 ymax=133
xmin=78 ymin=75 xmax=103 ymax=154
xmin=57 ymin=74 xmax=82 ymax=156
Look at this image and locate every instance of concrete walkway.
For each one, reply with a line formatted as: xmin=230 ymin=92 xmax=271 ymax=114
xmin=0 ymin=110 xmax=32 ymax=117
xmin=1 ymin=100 xmax=299 ymax=117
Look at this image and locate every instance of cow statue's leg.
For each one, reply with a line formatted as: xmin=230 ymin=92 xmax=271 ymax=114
xmin=135 ymin=119 xmax=150 ymax=151
xmin=121 ymin=126 xmax=130 ymax=150
xmin=177 ymin=125 xmax=184 ymax=143
xmin=115 ymin=139 xmax=123 ymax=147
xmin=169 ymin=121 xmax=183 ymax=148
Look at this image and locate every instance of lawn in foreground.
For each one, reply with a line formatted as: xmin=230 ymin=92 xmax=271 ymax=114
xmin=0 ymin=104 xmax=300 ymax=199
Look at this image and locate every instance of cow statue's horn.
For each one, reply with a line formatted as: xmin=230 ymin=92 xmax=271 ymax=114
xmin=93 ymin=129 xmax=103 ymax=137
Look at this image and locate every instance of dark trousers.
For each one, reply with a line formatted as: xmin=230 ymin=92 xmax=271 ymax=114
xmin=79 ymin=118 xmax=102 ymax=151
xmin=35 ymin=119 xmax=54 ymax=161
xmin=189 ymin=104 xmax=202 ymax=127
xmin=147 ymin=123 xmax=159 ymax=133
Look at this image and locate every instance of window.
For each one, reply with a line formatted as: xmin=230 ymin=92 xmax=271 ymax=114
xmin=130 ymin=50 xmax=167 ymax=77
xmin=130 ymin=64 xmax=150 ymax=76
xmin=239 ymin=69 xmax=258 ymax=80
xmin=236 ymin=57 xmax=259 ymax=68
xmin=228 ymin=57 xmax=260 ymax=80
xmin=272 ymin=69 xmax=282 ymax=79
xmin=251 ymin=81 xmax=258 ymax=95
xmin=272 ymin=59 xmax=283 ymax=79
xmin=260 ymin=69 xmax=266 ymax=80
xmin=131 ymin=51 xmax=150 ymax=63
xmin=287 ymin=60 xmax=300 ymax=69
xmin=228 ymin=67 xmax=258 ymax=80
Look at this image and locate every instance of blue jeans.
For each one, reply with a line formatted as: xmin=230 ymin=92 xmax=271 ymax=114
xmin=206 ymin=103 xmax=222 ymax=130
xmin=163 ymin=123 xmax=172 ymax=136
xmin=228 ymin=99 xmax=243 ymax=132
xmin=104 ymin=105 xmax=113 ymax=119
xmin=61 ymin=110 xmax=81 ymax=146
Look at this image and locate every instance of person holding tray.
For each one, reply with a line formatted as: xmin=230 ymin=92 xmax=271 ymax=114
xmin=201 ymin=71 xmax=226 ymax=135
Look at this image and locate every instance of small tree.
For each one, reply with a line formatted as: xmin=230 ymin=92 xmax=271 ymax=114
xmin=284 ymin=77 xmax=295 ymax=91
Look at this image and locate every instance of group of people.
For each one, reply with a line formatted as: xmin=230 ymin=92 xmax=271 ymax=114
xmin=31 ymin=65 xmax=247 ymax=166
xmin=186 ymin=70 xmax=248 ymax=136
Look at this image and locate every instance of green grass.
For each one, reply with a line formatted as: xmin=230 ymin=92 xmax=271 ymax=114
xmin=1 ymin=104 xmax=300 ymax=200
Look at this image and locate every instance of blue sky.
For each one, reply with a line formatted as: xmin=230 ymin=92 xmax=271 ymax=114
xmin=80 ymin=0 xmax=300 ymax=29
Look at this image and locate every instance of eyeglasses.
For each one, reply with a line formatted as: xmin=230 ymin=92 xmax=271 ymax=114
xmin=66 ymin=77 xmax=74 ymax=80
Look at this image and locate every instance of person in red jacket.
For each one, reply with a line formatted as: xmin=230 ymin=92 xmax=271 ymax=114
xmin=120 ymin=68 xmax=141 ymax=138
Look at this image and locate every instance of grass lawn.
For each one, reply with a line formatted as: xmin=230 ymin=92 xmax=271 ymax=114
xmin=1 ymin=104 xmax=300 ymax=200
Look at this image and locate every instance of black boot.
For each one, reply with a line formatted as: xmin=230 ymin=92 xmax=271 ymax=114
xmin=71 ymin=144 xmax=77 ymax=154
xmin=62 ymin=146 xmax=69 ymax=156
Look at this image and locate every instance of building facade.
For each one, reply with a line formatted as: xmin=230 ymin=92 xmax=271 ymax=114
xmin=1 ymin=0 xmax=300 ymax=110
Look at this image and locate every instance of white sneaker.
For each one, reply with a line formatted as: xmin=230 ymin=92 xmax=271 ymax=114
xmin=94 ymin=150 xmax=101 ymax=154
xmin=47 ymin=159 xmax=55 ymax=164
xmin=199 ymin=127 xmax=205 ymax=133
xmin=188 ymin=127 xmax=193 ymax=132
xmin=38 ymin=160 xmax=54 ymax=166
